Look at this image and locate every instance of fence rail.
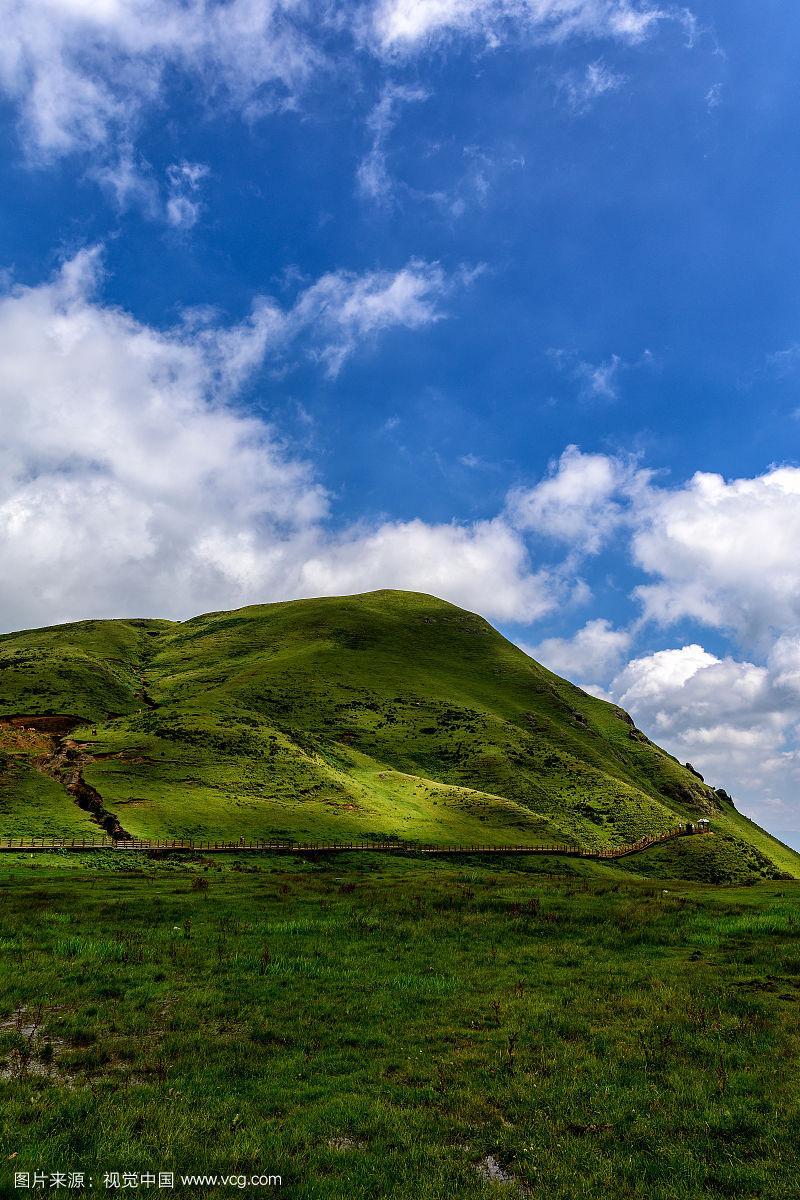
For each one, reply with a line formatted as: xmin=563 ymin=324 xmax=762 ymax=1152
xmin=0 ymin=825 xmax=709 ymax=858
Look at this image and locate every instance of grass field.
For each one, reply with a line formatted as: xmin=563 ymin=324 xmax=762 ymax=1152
xmin=0 ymin=851 xmax=799 ymax=1198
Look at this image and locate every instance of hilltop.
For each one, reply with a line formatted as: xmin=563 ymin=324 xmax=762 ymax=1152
xmin=0 ymin=590 xmax=797 ymax=880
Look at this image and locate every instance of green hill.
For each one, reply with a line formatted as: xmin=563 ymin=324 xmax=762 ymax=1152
xmin=0 ymin=590 xmax=797 ymax=879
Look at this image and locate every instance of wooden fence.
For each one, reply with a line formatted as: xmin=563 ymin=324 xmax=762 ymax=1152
xmin=0 ymin=825 xmax=709 ymax=858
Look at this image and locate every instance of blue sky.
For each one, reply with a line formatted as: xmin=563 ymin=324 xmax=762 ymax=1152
xmin=2 ymin=0 xmax=800 ymax=837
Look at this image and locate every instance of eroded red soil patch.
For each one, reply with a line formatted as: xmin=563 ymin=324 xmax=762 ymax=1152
xmin=0 ymin=715 xmax=82 ymax=736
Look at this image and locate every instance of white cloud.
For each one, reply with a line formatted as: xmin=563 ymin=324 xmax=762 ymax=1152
xmin=579 ymin=352 xmax=623 ymax=399
xmin=560 ymin=59 xmax=624 ymax=112
xmin=0 ymin=0 xmax=698 ymax=198
xmin=527 ymin=617 xmax=631 ymax=681
xmin=286 ymin=517 xmax=558 ymax=623
xmin=90 ymin=145 xmax=161 ymax=218
xmin=0 ymin=0 xmax=319 ymax=159
xmin=5 ymin=292 xmax=800 ymax=825
xmin=165 ymin=161 xmax=210 ymax=229
xmin=511 ymin=447 xmax=800 ymax=653
xmin=704 ymin=81 xmax=722 ymax=111
xmin=549 ymin=345 xmax=654 ymax=401
xmin=766 ymin=342 xmax=800 ymax=377
xmin=505 ymin=448 xmax=800 ymax=824
xmin=291 ymin=258 xmax=462 ymax=376
xmin=91 ymin=153 xmax=210 ymax=228
xmin=609 ymin=644 xmax=800 ymax=824
xmin=0 ymin=248 xmax=317 ymax=629
xmin=631 ymin=466 xmax=800 ymax=646
xmin=369 ymin=0 xmax=670 ymax=53
xmin=768 ymin=635 xmax=800 ymax=697
xmin=0 ymin=249 xmax=550 ymax=632
xmin=357 ymin=82 xmax=429 ymax=205
xmin=0 ymin=0 xmax=684 ymax=166
xmin=507 ymin=444 xmax=647 ymax=553
xmin=183 ymin=255 xmax=459 ymax=384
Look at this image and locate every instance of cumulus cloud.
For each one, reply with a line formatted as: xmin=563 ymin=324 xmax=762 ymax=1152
xmin=609 ymin=644 xmax=800 ymax=822
xmin=4 ymin=278 xmax=800 ymax=824
xmin=0 ymin=249 xmax=550 ymax=632
xmin=768 ymin=635 xmax=800 ymax=696
xmin=631 ymin=466 xmax=800 ymax=646
xmin=284 ymin=517 xmax=557 ymax=622
xmin=507 ymin=444 xmax=648 ymax=553
xmin=521 ymin=608 xmax=800 ymax=826
xmin=527 ymin=617 xmax=631 ymax=682
xmin=511 ymin=447 xmax=800 ymax=653
xmin=0 ymin=247 xmax=315 ymax=629
xmin=369 ymin=0 xmax=670 ymax=53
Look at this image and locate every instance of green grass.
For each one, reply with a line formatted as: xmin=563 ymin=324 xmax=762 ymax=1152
xmin=0 ymin=757 xmax=96 ymax=839
xmin=0 ymin=853 xmax=799 ymax=1197
xmin=0 ymin=618 xmax=169 ymax=720
xmin=1 ymin=590 xmax=797 ymax=879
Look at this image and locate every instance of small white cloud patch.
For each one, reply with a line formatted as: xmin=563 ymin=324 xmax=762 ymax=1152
xmin=357 ymin=83 xmax=429 ymax=205
xmin=165 ymin=161 xmax=210 ymax=230
xmin=560 ymin=60 xmax=625 ymax=113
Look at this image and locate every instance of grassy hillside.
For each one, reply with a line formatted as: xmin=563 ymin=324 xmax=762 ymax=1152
xmin=0 ymin=590 xmax=797 ymax=876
